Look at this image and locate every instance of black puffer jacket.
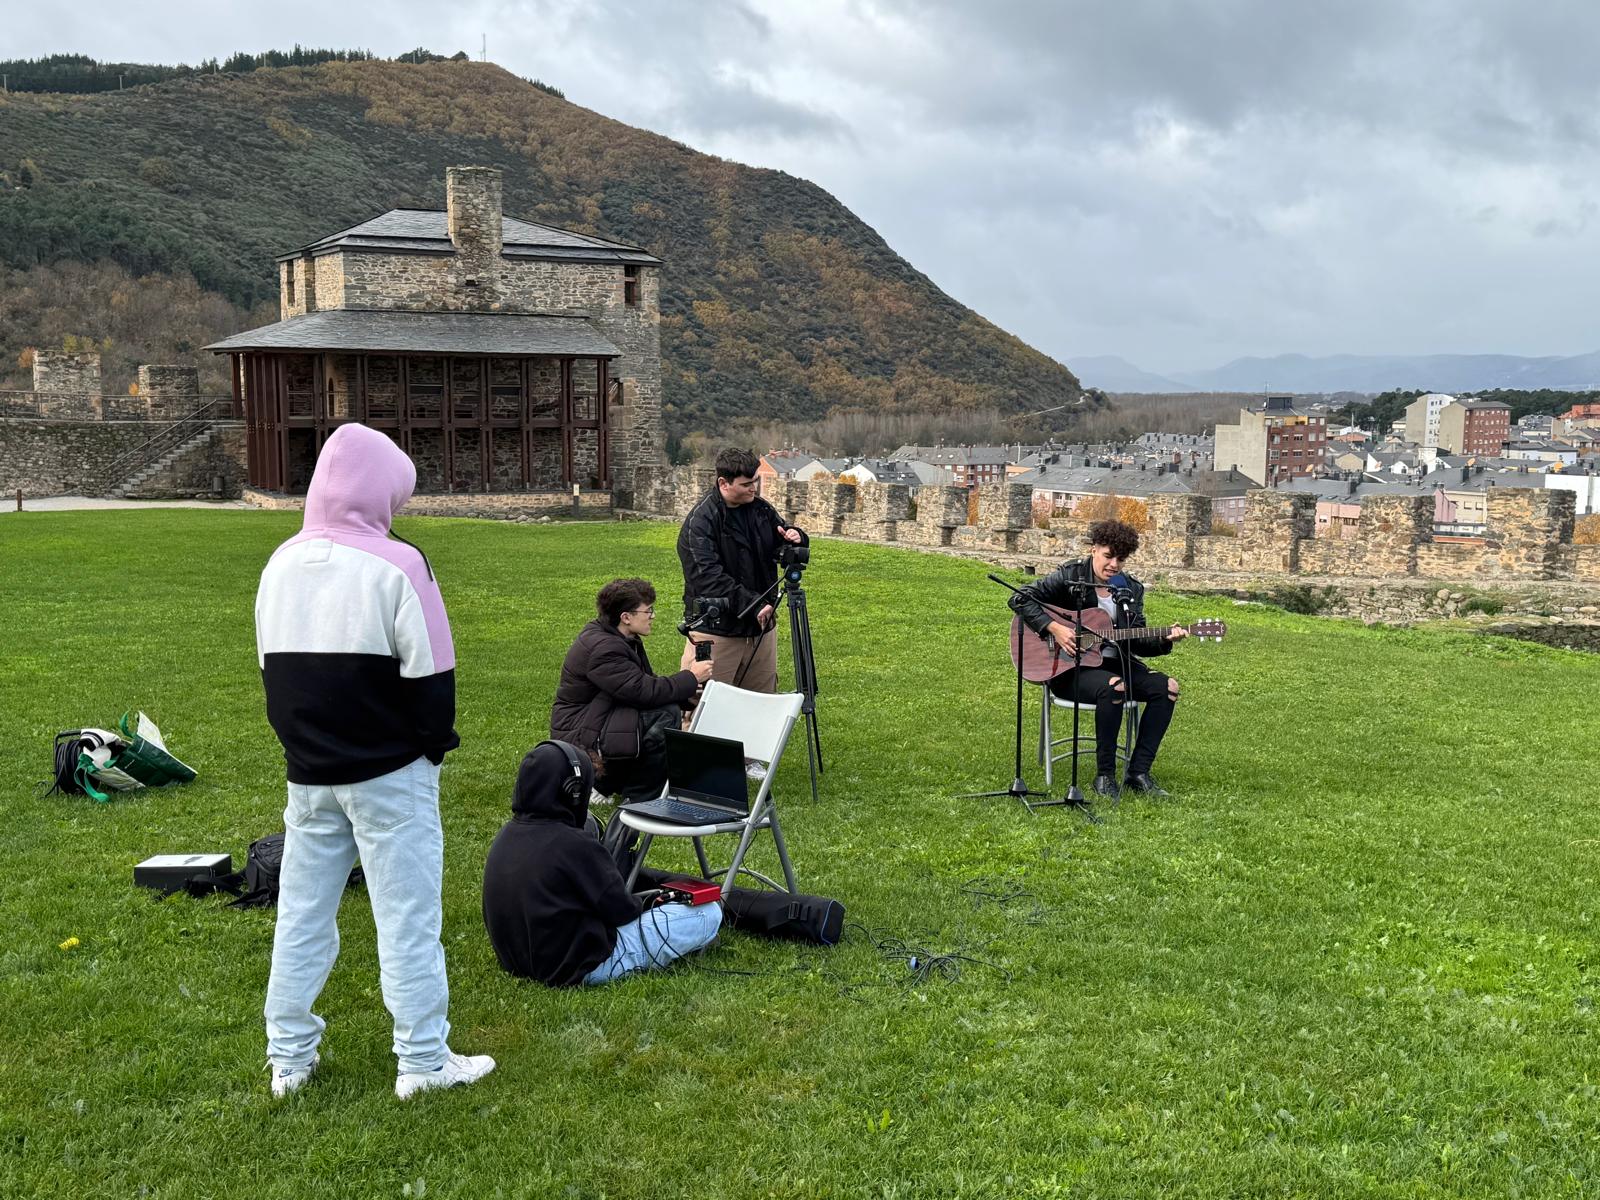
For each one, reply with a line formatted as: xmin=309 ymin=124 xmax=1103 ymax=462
xmin=676 ymin=490 xmax=808 ymax=637
xmin=550 ymin=619 xmax=698 ymax=758
xmin=482 ymin=741 xmax=644 ymax=986
xmin=1008 ymin=557 xmax=1172 ymax=660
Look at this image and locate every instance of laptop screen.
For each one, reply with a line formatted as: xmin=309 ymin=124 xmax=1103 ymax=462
xmin=663 ymin=729 xmax=749 ymax=811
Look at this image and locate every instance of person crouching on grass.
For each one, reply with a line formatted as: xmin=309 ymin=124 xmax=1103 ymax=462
xmin=481 ymin=741 xmax=723 ymax=986
xmin=550 ymin=578 xmax=713 ymax=803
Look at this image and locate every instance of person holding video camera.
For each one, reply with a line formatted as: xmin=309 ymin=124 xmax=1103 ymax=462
xmin=481 ymin=740 xmax=723 ymax=986
xmin=676 ymin=447 xmax=808 ymax=694
xmin=550 ymin=578 xmax=713 ymax=802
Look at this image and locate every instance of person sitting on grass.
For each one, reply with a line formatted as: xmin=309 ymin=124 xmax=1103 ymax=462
xmin=551 ymin=578 xmax=713 ymax=804
xmin=481 ymin=740 xmax=723 ymax=986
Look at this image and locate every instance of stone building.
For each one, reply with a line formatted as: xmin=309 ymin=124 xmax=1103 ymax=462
xmin=207 ymin=167 xmax=663 ymax=495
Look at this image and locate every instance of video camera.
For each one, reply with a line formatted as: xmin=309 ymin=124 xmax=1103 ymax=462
xmin=778 ymin=542 xmax=810 ymax=584
xmin=677 ymin=596 xmax=727 ymax=637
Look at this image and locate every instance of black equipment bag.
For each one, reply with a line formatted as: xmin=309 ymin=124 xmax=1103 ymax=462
xmin=176 ymin=833 xmax=365 ymax=907
xmin=635 ymin=867 xmax=843 ymax=946
xmin=723 ymin=887 xmax=844 ymax=946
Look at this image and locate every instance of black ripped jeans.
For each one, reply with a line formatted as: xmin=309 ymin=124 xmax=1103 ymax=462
xmin=1047 ymin=655 xmax=1176 ymax=776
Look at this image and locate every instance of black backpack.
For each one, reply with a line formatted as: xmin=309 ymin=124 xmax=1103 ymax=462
xmin=179 ymin=833 xmax=364 ymax=907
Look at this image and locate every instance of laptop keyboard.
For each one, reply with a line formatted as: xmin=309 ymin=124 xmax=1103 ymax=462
xmin=638 ymin=797 xmax=732 ymax=822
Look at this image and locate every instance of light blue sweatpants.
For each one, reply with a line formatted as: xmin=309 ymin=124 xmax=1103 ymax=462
xmin=264 ymin=756 xmax=450 ymax=1074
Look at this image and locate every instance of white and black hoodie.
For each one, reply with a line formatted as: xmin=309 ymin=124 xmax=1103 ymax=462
xmin=254 ymin=424 xmax=460 ymax=785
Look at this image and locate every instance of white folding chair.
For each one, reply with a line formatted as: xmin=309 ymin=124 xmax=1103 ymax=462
xmin=620 ymin=681 xmax=804 ymax=896
xmin=1038 ymin=684 xmax=1141 ymax=789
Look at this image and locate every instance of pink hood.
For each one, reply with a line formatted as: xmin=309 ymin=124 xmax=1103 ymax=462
xmin=278 ymin=423 xmax=455 ymax=672
xmin=300 ymin=423 xmax=415 ymax=536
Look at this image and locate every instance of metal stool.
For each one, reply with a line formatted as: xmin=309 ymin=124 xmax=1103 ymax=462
xmin=1038 ymin=685 xmax=1141 ymax=789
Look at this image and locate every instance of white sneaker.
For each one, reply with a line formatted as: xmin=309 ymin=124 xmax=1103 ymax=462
xmin=589 ymin=787 xmax=612 ymax=806
xmin=270 ymin=1053 xmax=319 ymax=1098
xmin=745 ymin=759 xmax=768 ymax=782
xmin=395 ymin=1050 xmax=496 ymax=1100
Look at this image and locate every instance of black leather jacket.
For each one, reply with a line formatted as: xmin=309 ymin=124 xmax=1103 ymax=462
xmin=677 ymin=490 xmax=808 ymax=637
xmin=1008 ymin=557 xmax=1172 ymax=661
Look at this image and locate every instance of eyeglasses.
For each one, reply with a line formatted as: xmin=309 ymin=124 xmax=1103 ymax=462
xmin=629 ymin=607 xmax=655 ymax=617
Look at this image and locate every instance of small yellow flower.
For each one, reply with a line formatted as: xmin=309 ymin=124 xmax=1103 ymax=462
xmin=59 ymin=937 xmax=80 ymax=951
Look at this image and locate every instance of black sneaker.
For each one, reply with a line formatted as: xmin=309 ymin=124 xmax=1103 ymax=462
xmin=1124 ymin=772 xmax=1170 ymax=797
xmin=1091 ymin=774 xmax=1121 ymax=800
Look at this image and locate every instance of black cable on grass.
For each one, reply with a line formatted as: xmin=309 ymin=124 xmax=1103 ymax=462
xmin=960 ymin=876 xmax=1033 ymax=908
xmin=844 ymin=921 xmax=1013 ymax=987
xmin=961 ymin=875 xmax=1053 ymax=926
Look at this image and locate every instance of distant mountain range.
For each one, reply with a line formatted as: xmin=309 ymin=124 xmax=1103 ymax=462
xmin=1070 ymin=352 xmax=1600 ymax=396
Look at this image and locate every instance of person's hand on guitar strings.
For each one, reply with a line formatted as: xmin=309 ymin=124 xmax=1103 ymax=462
xmin=1045 ymin=621 xmax=1077 ymax=656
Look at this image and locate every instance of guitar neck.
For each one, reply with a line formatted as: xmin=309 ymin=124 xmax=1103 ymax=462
xmin=1104 ymin=625 xmax=1176 ymax=642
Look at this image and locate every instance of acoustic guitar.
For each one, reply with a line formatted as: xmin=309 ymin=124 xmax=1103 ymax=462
xmin=1008 ymin=603 xmax=1228 ymax=683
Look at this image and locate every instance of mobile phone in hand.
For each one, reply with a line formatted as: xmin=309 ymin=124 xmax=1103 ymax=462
xmin=694 ymin=640 xmax=714 ymax=662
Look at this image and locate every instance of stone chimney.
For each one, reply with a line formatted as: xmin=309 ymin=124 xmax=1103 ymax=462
xmin=446 ymin=166 xmax=503 ymax=308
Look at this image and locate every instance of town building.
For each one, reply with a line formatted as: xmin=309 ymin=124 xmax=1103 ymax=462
xmin=758 ymin=452 xmax=822 ymax=482
xmin=1401 ymin=393 xmax=1455 ymax=449
xmin=207 ymin=166 xmax=663 ymax=495
xmin=888 ymin=444 xmax=1012 ymax=486
xmin=1212 ymin=396 xmax=1328 ymax=486
xmin=1436 ymin=400 xmax=1511 ymax=456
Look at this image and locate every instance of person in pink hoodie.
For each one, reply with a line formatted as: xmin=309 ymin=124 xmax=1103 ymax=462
xmin=254 ymin=423 xmax=494 ymax=1099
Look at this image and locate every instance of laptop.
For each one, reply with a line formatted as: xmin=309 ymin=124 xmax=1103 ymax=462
xmin=619 ymin=729 xmax=751 ymax=825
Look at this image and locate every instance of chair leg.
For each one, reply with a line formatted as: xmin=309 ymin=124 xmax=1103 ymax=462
xmin=767 ymin=809 xmax=799 ymax=894
xmin=625 ymin=833 xmax=655 ymax=888
xmin=1041 ymin=696 xmax=1054 ymax=789
xmin=718 ymin=810 xmax=765 ymax=898
xmin=692 ymin=836 xmax=713 ymax=880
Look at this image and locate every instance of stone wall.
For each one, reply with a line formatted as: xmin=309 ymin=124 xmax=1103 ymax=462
xmin=242 ymin=486 xmax=616 ymax=520
xmin=33 ymin=351 xmax=103 ymax=417
xmin=620 ymin=471 xmax=1600 ymax=596
xmin=137 ymin=365 xmax=201 ymax=420
xmin=0 ymin=419 xmax=159 ymax=496
xmin=121 ymin=426 xmax=248 ymax=500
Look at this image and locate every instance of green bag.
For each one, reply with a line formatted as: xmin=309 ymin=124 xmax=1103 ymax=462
xmin=113 ymin=712 xmax=198 ymax=788
xmin=68 ymin=713 xmax=197 ymax=802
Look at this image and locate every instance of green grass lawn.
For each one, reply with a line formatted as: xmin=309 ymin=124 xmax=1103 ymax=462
xmin=2 ymin=510 xmax=1598 ymax=1199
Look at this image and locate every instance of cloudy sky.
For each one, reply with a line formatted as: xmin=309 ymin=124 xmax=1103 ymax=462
xmin=12 ymin=0 xmax=1600 ymax=373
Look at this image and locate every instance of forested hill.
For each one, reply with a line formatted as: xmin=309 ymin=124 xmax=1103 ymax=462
xmin=0 ymin=59 xmax=1085 ymax=433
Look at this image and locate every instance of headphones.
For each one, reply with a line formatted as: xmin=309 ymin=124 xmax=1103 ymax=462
xmin=535 ymin=740 xmax=588 ymax=801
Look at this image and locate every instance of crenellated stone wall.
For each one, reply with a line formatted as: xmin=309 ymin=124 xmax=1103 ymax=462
xmin=618 ymin=472 xmax=1600 ymax=598
xmin=33 ymin=351 xmax=103 ymax=417
xmin=137 ymin=365 xmax=201 ymax=420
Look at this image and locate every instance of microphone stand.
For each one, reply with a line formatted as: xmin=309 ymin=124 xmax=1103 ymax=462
xmin=959 ymin=574 xmax=1099 ymax=822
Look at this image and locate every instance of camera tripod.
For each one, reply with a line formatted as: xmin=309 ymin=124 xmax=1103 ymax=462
xmin=740 ymin=565 xmax=822 ymax=805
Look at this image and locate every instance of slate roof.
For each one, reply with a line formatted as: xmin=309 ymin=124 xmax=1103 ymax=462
xmin=205 ymin=309 xmax=622 ymax=357
xmin=843 ymin=458 xmax=921 ymax=486
xmin=763 ymin=452 xmax=821 ymax=475
xmin=902 ymin=445 xmax=1014 ymax=467
xmin=279 ymin=209 xmax=661 ymax=267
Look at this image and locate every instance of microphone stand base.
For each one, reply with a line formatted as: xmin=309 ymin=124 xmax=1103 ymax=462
xmin=1022 ymin=784 xmax=1102 ymax=823
xmin=959 ymin=778 xmax=1057 ymax=816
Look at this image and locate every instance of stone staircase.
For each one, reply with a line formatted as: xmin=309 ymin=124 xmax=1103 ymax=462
xmin=109 ymin=425 xmax=234 ymax=499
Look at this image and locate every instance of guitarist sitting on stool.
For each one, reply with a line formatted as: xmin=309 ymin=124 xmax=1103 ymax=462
xmin=1008 ymin=518 xmax=1188 ymax=800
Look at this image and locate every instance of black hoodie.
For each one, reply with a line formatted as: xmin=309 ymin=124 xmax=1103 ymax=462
xmin=482 ymin=742 xmax=645 ymax=986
